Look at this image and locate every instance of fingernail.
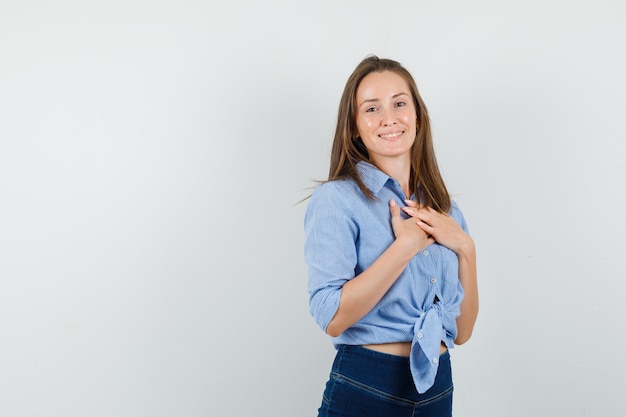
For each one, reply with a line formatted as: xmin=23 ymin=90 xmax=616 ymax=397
xmin=389 ymin=199 xmax=396 ymax=207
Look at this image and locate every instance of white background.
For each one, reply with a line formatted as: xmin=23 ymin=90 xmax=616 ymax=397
xmin=1 ymin=1 xmax=625 ymax=416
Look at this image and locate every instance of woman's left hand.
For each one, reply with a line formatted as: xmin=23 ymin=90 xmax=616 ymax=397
xmin=401 ymin=200 xmax=473 ymax=256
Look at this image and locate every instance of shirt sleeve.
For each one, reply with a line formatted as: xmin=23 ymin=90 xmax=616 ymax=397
xmin=304 ymin=182 xmax=359 ymax=333
xmin=450 ymin=200 xmax=470 ymax=234
xmin=442 ymin=199 xmax=471 ymax=344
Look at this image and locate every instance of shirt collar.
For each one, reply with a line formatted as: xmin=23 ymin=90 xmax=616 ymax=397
xmin=356 ymin=161 xmax=393 ymax=195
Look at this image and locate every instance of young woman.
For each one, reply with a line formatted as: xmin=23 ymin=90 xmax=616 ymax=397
xmin=304 ymin=56 xmax=478 ymax=416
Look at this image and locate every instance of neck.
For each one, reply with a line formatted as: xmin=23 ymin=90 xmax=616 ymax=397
xmin=370 ymin=156 xmax=412 ymax=197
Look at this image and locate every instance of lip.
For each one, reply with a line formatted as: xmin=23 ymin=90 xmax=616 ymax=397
xmin=378 ymin=130 xmax=404 ymax=140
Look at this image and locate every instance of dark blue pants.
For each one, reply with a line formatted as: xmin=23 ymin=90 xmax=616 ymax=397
xmin=317 ymin=345 xmax=453 ymax=417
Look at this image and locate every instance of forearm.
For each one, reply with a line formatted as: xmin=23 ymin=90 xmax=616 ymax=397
xmin=325 ymin=239 xmax=416 ymax=337
xmin=454 ymin=240 xmax=479 ymax=345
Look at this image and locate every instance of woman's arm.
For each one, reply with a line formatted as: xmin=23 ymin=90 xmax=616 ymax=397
xmin=325 ymin=199 xmax=434 ymax=337
xmin=453 ymin=241 xmax=478 ymax=344
xmin=402 ymin=202 xmax=479 ymax=344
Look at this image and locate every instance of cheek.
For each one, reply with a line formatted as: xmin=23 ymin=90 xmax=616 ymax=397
xmin=356 ymin=117 xmax=375 ymax=136
xmin=366 ymin=117 xmax=379 ymax=130
xmin=400 ymin=111 xmax=416 ymax=123
xmin=401 ymin=113 xmax=417 ymax=131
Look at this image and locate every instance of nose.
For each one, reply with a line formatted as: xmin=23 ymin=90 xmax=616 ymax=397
xmin=382 ymin=108 xmax=395 ymax=126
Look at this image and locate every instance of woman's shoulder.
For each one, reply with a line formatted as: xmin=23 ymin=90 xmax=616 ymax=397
xmin=310 ymin=178 xmax=360 ymax=200
xmin=306 ymin=179 xmax=363 ymax=218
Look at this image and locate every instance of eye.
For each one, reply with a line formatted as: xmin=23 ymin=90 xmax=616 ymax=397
xmin=365 ymin=106 xmax=378 ymax=112
xmin=395 ymin=101 xmax=406 ymax=108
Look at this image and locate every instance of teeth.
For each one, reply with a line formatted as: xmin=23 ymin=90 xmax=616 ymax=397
xmin=380 ymin=132 xmax=402 ymax=139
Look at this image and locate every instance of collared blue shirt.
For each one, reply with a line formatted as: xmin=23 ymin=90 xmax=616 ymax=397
xmin=304 ymin=161 xmax=469 ymax=393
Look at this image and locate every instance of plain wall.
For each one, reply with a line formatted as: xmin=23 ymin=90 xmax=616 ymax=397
xmin=1 ymin=1 xmax=625 ymax=416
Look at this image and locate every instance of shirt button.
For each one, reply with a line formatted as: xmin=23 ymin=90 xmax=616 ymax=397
xmin=432 ymin=357 xmax=439 ymax=364
xmin=430 ymin=278 xmax=436 ymax=284
xmin=423 ymin=250 xmax=429 ymax=256
xmin=417 ymin=332 xmax=424 ymax=339
xmin=419 ymin=312 xmax=425 ymax=318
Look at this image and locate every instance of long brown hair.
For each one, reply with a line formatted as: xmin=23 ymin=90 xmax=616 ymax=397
xmin=328 ymin=55 xmax=450 ymax=213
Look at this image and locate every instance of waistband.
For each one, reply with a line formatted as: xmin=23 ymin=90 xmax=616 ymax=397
xmin=331 ymin=344 xmax=452 ymax=401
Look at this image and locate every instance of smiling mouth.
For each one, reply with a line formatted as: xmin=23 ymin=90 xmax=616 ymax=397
xmin=379 ymin=131 xmax=404 ymax=139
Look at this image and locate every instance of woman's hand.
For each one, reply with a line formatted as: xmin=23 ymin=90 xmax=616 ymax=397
xmin=401 ymin=200 xmax=473 ymax=256
xmin=402 ymin=200 xmax=479 ymax=344
xmin=389 ymin=199 xmax=434 ymax=255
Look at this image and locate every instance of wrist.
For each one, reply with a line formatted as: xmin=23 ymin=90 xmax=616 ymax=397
xmin=391 ymin=237 xmax=421 ymax=262
xmin=455 ymin=236 xmax=475 ymax=258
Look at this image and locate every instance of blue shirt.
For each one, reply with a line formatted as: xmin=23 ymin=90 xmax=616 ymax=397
xmin=304 ymin=161 xmax=469 ymax=393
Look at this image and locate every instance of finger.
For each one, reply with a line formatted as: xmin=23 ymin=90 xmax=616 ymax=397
xmin=403 ymin=206 xmax=430 ymax=222
xmin=404 ymin=199 xmax=418 ymax=208
xmin=389 ymin=199 xmax=400 ymax=214
xmin=389 ymin=199 xmax=401 ymax=226
xmin=416 ymin=220 xmax=435 ymax=236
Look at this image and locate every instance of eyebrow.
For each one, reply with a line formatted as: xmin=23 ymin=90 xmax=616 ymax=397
xmin=358 ymin=92 xmax=410 ymax=107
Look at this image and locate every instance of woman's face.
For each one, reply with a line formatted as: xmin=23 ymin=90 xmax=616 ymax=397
xmin=355 ymin=71 xmax=417 ymax=166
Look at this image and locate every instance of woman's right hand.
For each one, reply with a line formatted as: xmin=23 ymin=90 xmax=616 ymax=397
xmin=389 ymin=199 xmax=434 ymax=255
xmin=325 ymin=199 xmax=435 ymax=337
